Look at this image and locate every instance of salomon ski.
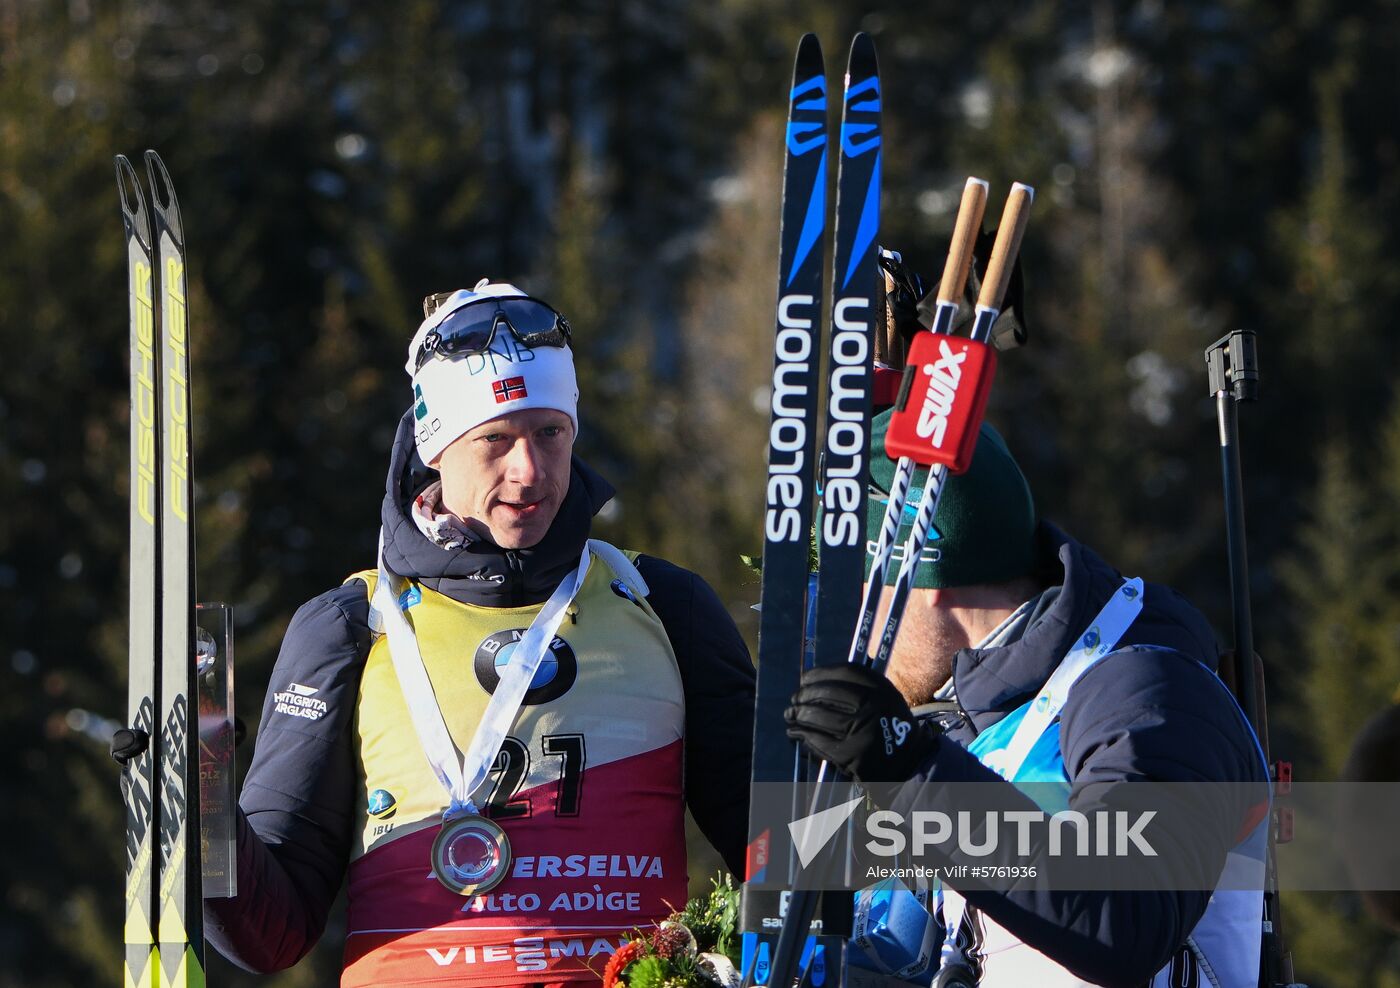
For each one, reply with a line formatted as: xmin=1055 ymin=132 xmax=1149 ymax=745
xmin=756 ymin=33 xmax=882 ymax=988
xmin=739 ymin=32 xmax=828 ymax=987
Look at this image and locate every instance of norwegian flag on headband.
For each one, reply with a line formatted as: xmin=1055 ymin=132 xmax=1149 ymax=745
xmin=492 ymin=376 xmax=528 ymax=403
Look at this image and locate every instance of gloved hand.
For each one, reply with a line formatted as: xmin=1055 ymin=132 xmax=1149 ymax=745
xmin=785 ymin=664 xmax=937 ymax=784
xmin=109 ymin=727 xmax=150 ymax=766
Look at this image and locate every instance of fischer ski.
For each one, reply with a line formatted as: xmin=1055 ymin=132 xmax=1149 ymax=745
xmin=117 ymin=150 xmax=205 ymax=988
xmin=740 ymin=32 xmax=828 ymax=986
xmin=118 ymin=153 xmax=161 ymax=988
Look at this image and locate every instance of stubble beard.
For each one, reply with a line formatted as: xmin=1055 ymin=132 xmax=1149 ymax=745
xmin=883 ymin=608 xmax=964 ymax=708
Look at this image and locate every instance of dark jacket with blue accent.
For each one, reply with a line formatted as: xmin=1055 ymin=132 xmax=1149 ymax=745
xmin=893 ymin=522 xmax=1269 ymax=987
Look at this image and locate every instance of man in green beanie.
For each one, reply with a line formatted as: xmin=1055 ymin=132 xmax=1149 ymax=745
xmin=784 ymin=407 xmax=1272 ymax=988
xmin=862 ymin=415 xmax=1041 ymax=709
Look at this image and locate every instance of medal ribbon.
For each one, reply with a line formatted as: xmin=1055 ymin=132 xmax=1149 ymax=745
xmin=372 ymin=529 xmax=591 ymax=818
xmin=986 ymin=576 xmax=1144 ymax=781
xmin=935 ymin=577 xmax=1144 ymax=977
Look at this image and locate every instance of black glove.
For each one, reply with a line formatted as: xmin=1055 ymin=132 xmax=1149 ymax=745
xmin=874 ymin=247 xmax=931 ymax=369
xmin=109 ymin=727 xmax=149 ymax=766
xmin=785 ymin=664 xmax=936 ymax=784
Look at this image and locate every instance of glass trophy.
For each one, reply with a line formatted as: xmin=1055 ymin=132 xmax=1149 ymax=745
xmin=196 ymin=601 xmax=236 ymax=898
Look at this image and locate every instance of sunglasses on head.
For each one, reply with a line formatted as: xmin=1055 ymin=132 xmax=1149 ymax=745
xmin=414 ymin=295 xmax=572 ymax=373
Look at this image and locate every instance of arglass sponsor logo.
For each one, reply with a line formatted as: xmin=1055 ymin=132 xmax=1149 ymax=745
xmin=273 ymin=682 xmax=329 ymax=721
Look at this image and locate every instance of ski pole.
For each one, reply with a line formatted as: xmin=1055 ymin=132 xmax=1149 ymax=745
xmin=761 ymin=184 xmax=1033 ymax=988
xmin=847 ymin=177 xmax=989 ymax=666
xmin=869 ymin=183 xmax=1033 ymax=671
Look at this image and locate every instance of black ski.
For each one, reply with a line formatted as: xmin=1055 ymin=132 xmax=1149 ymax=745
xmin=739 ymin=33 xmax=828 ymax=987
xmin=758 ymin=34 xmax=881 ymax=988
xmin=118 ymin=153 xmax=161 ymax=988
xmin=812 ymin=32 xmax=880 ymax=675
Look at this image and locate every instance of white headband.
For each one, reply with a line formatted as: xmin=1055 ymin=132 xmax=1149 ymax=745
xmin=406 ymin=281 xmax=579 ymax=466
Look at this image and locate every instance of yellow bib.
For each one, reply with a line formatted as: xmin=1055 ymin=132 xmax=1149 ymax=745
xmin=340 ymin=549 xmax=691 ymax=987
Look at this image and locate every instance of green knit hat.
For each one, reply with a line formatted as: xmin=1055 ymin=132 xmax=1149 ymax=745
xmin=866 ymin=408 xmax=1037 ymax=589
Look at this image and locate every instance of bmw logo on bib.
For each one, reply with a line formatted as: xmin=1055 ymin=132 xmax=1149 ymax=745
xmin=473 ymin=629 xmax=578 ymax=704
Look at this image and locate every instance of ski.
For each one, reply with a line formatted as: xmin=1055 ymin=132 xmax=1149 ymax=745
xmin=759 ymin=33 xmax=882 ymax=988
xmin=739 ymin=32 xmax=828 ymax=987
xmin=147 ymin=150 xmax=205 ymax=988
xmin=118 ymin=150 xmax=205 ymax=988
xmin=812 ymin=32 xmax=880 ymax=677
xmin=118 ymin=154 xmax=161 ymax=988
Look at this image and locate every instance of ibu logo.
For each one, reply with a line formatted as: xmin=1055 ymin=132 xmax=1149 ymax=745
xmin=1081 ymin=627 xmax=1100 ymax=651
xmin=1034 ymin=694 xmax=1051 ymax=714
xmin=414 ymin=383 xmax=428 ymax=420
xmin=1123 ymin=584 xmax=1140 ymax=599
xmin=367 ymin=789 xmax=397 ymax=819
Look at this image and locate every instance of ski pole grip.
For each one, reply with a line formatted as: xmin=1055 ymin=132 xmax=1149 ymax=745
xmin=938 ymin=177 xmax=990 ymax=303
xmin=977 ymin=182 xmax=1034 ymax=311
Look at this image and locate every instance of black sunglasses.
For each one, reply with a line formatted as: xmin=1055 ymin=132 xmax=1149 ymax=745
xmin=414 ymin=296 xmax=572 ymax=372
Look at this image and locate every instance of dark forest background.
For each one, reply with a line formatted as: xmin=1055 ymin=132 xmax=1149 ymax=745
xmin=2 ymin=1 xmax=1399 ymax=985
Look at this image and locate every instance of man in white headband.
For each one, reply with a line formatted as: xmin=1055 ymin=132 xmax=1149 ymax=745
xmin=406 ymin=282 xmax=582 ymax=550
xmin=206 ymin=281 xmax=756 ymax=987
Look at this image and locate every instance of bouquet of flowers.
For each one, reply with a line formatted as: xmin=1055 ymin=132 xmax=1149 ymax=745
xmin=601 ymin=875 xmax=742 ymax=988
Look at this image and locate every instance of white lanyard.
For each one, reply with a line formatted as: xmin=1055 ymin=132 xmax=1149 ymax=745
xmin=938 ymin=577 xmax=1145 ymax=973
xmin=371 ymin=529 xmax=591 ymax=817
xmin=982 ymin=577 xmax=1144 ymax=781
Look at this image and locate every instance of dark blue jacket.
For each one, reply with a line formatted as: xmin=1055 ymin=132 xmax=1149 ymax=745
xmin=205 ymin=410 xmax=756 ymax=972
xmin=892 ymin=523 xmax=1269 ymax=987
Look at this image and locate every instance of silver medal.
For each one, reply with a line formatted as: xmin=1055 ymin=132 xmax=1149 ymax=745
xmin=430 ymin=813 xmax=512 ymax=896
